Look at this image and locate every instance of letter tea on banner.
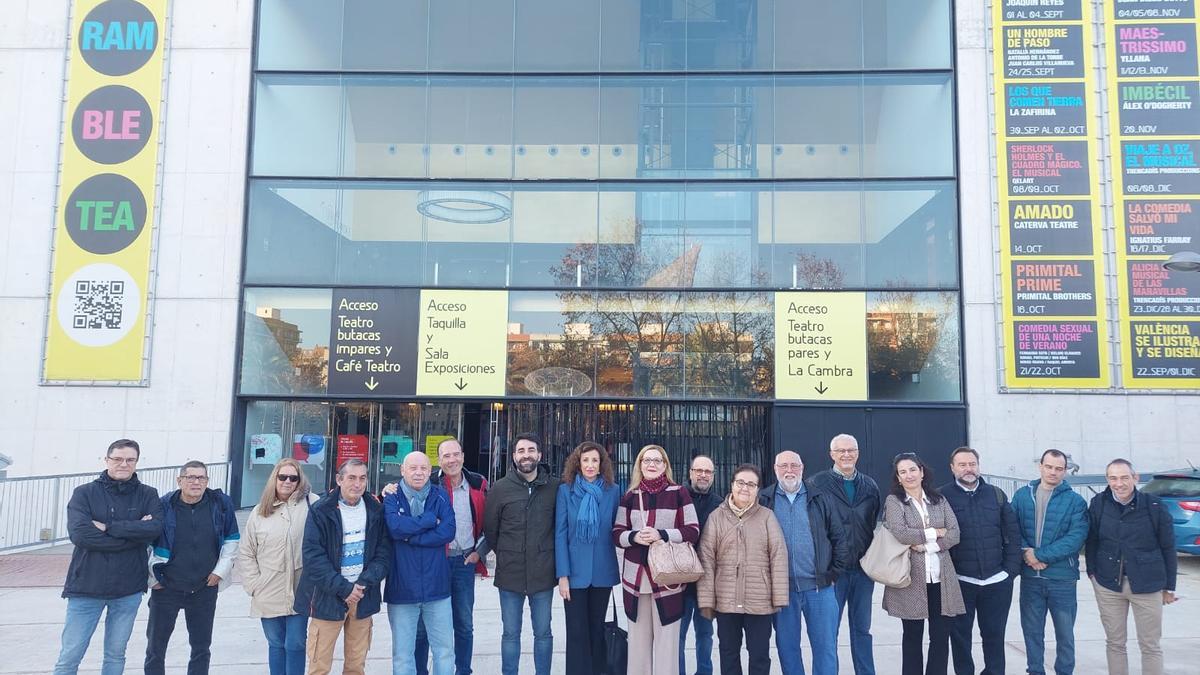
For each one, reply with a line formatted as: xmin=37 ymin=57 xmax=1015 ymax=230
xmin=43 ymin=0 xmax=170 ymax=383
xmin=1105 ymin=0 xmax=1200 ymax=388
xmin=773 ymin=292 xmax=868 ymax=401
xmin=991 ymin=0 xmax=1111 ymax=388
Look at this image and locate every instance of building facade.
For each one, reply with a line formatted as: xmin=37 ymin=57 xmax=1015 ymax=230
xmin=2 ymin=1 xmax=1197 ymax=513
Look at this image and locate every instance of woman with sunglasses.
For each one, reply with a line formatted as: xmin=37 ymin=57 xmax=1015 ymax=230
xmin=237 ymin=458 xmax=316 ymax=675
xmin=613 ymin=444 xmax=701 ymax=675
xmin=696 ymin=464 xmax=788 ymax=675
xmin=883 ymin=452 xmax=965 ymax=675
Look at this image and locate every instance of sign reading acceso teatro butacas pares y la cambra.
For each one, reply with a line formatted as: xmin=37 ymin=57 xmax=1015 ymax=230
xmin=43 ymin=0 xmax=170 ymax=383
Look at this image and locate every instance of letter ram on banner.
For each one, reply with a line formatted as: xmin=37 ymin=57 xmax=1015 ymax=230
xmin=992 ymin=1 xmax=1111 ymax=388
xmin=42 ymin=0 xmax=169 ymax=383
xmin=1105 ymin=0 xmax=1200 ymax=389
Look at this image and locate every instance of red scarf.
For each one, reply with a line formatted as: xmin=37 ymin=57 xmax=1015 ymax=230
xmin=639 ymin=474 xmax=669 ymax=494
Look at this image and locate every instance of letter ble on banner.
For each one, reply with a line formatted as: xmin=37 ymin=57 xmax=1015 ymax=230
xmin=42 ymin=0 xmax=170 ymax=383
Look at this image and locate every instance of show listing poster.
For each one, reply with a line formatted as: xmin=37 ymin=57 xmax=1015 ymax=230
xmin=1106 ymin=0 xmax=1200 ymax=387
xmin=42 ymin=0 xmax=169 ymax=383
xmin=993 ymin=0 xmax=1111 ymax=387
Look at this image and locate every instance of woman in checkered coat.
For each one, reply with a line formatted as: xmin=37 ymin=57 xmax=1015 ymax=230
xmin=612 ymin=444 xmax=701 ymax=675
xmin=883 ymin=452 xmax=965 ymax=675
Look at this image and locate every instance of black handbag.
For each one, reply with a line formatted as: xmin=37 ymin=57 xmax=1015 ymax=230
xmin=604 ymin=595 xmax=628 ymax=675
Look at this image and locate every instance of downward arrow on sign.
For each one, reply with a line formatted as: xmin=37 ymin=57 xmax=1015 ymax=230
xmin=814 ymin=382 xmax=828 ymax=395
xmin=365 ymin=377 xmax=379 ymax=391
xmin=454 ymin=378 xmax=468 ymax=391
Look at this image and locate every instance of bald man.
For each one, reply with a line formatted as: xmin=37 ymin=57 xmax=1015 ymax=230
xmin=382 ymin=452 xmax=457 ymax=675
xmin=759 ymin=451 xmax=849 ymax=675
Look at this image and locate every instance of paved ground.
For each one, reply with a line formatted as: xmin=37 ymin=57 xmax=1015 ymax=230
xmin=3 ymin=541 xmax=1198 ymax=674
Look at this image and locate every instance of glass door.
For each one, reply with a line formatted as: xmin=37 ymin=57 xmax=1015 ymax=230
xmin=378 ymin=403 xmax=422 ymax=490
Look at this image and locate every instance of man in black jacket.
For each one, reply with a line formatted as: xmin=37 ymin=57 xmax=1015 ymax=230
xmin=53 ymin=439 xmax=164 ymax=675
xmin=679 ymin=454 xmax=722 ymax=675
xmin=482 ymin=432 xmax=557 ymax=675
xmin=940 ymin=446 xmax=1021 ymax=675
xmin=295 ymin=458 xmax=391 ymax=675
xmin=1085 ymin=459 xmax=1177 ymax=675
xmin=806 ymin=433 xmax=880 ymax=675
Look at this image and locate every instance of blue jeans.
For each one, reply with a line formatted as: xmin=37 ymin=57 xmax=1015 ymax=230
xmin=1019 ymin=576 xmax=1077 ymax=675
xmin=774 ymin=585 xmax=839 ymax=675
xmin=678 ymin=592 xmax=714 ymax=675
xmin=415 ymin=555 xmax=477 ymax=675
xmin=389 ymin=598 xmax=454 ymax=675
xmin=53 ymin=593 xmax=143 ymax=675
xmin=498 ymin=588 xmax=553 ymax=675
xmin=834 ymin=568 xmax=876 ymax=675
xmin=260 ymin=614 xmax=307 ymax=675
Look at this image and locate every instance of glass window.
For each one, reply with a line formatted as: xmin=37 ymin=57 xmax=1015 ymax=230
xmin=863 ymin=0 xmax=952 ymax=69
xmin=344 ymin=77 xmax=428 ymax=178
xmin=863 ymin=183 xmax=958 ymax=288
xmin=428 ymin=78 xmax=514 ymax=178
xmin=290 ymin=402 xmax=333 ymax=492
xmin=379 ymin=403 xmax=422 ymax=485
xmin=511 ymin=186 xmax=599 ymax=287
xmin=257 ymin=0 xmax=345 ymax=70
xmin=867 ymin=291 xmax=960 ymax=401
xmin=774 ymin=76 xmax=862 ymax=178
xmin=774 ymin=0 xmax=864 ymax=70
xmin=257 ymin=0 xmax=431 ymax=71
xmin=252 ymin=75 xmax=347 ymax=177
xmin=241 ymin=400 xmax=288 ymax=508
xmin=239 ymin=288 xmax=331 ymax=395
xmin=506 ymin=291 xmax=600 ymax=397
xmin=422 ymin=185 xmax=513 ymax=286
xmin=515 ymin=0 xmax=601 ymax=71
xmin=772 ymin=184 xmax=865 ymax=288
xmin=683 ymin=292 xmax=773 ymax=398
xmin=862 ymin=74 xmax=954 ymax=177
xmin=428 ymin=0 xmax=515 ymax=71
xmin=514 ymin=78 xmax=600 ymax=179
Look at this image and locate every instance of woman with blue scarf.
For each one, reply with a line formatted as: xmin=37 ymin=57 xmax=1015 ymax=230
xmin=555 ymin=440 xmax=622 ymax=675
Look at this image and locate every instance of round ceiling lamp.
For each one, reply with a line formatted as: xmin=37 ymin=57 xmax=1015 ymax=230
xmin=416 ymin=190 xmax=512 ymax=224
xmin=524 ymin=367 xmax=593 ymax=397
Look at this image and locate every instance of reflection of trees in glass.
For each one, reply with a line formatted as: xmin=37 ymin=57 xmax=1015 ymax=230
xmin=793 ymin=252 xmax=846 ymax=289
xmin=505 ymin=317 xmax=599 ymax=396
xmin=685 ymin=291 xmax=774 ymax=398
xmin=241 ymin=313 xmax=327 ymax=394
xmin=866 ymin=291 xmax=956 ymax=381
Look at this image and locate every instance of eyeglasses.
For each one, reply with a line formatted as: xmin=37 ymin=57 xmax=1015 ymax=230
xmin=106 ymin=456 xmax=138 ymax=465
xmin=833 ymin=448 xmax=859 ymax=455
xmin=181 ymin=475 xmax=209 ymax=483
xmin=775 ymin=462 xmax=802 ymax=470
xmin=733 ymin=479 xmax=759 ymax=490
xmin=690 ymin=468 xmax=714 ymax=475
xmin=641 ymin=457 xmax=664 ymax=465
xmin=277 ymin=474 xmax=300 ymax=483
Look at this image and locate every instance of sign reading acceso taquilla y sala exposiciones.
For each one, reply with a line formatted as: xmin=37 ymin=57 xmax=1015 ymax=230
xmin=43 ymin=0 xmax=170 ymax=383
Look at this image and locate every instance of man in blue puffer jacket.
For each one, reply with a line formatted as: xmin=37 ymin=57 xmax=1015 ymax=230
xmin=383 ymin=451 xmax=457 ymax=675
xmin=1011 ymin=449 xmax=1089 ymax=675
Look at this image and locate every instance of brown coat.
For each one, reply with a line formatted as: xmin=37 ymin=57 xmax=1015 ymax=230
xmin=881 ymin=493 xmax=966 ymax=620
xmin=696 ymin=499 xmax=789 ymax=616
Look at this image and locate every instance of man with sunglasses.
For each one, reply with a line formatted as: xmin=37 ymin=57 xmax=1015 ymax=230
xmin=54 ymin=439 xmax=164 ymax=675
xmin=145 ymin=461 xmax=240 ymax=675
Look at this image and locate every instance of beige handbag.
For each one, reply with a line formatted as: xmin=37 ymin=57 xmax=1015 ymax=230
xmin=638 ymin=492 xmax=704 ymax=586
xmin=859 ymin=522 xmax=912 ymax=588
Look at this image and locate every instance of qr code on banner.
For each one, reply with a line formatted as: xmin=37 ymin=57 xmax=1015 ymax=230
xmin=73 ymin=280 xmax=125 ymax=329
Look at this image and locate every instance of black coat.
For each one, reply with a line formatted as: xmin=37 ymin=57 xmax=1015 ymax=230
xmin=807 ymin=469 xmax=881 ymax=568
xmin=683 ymin=484 xmax=723 ymax=597
xmin=294 ymin=489 xmax=392 ymax=621
xmin=939 ymin=479 xmax=1021 ymax=579
xmin=63 ymin=472 xmax=164 ymax=599
xmin=1085 ymin=488 xmax=1177 ymax=594
xmin=483 ymin=464 xmax=558 ymax=594
xmin=758 ymin=485 xmax=851 ymax=588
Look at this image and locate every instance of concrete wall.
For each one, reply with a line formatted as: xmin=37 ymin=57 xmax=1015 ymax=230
xmin=956 ymin=0 xmax=1200 ymax=479
xmin=0 ymin=0 xmax=251 ymax=477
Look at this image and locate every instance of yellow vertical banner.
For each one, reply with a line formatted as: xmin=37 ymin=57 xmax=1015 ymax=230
xmin=42 ymin=0 xmax=169 ymax=383
xmin=1104 ymin=0 xmax=1200 ymax=388
xmin=991 ymin=1 xmax=1111 ymax=388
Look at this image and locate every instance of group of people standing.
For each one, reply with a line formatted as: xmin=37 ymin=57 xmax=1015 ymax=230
xmin=52 ymin=434 xmax=1179 ymax=675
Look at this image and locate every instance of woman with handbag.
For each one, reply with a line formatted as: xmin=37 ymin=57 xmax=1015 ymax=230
xmin=556 ymin=441 xmax=622 ymax=675
xmin=883 ymin=452 xmax=965 ymax=675
xmin=696 ymin=464 xmax=789 ymax=675
xmin=612 ymin=444 xmax=701 ymax=675
xmin=237 ymin=458 xmax=316 ymax=675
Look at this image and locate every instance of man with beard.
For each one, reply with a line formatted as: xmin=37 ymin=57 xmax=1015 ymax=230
xmin=760 ymin=451 xmax=849 ymax=675
xmin=939 ymin=447 xmax=1020 ymax=675
xmin=807 ymin=433 xmax=881 ymax=675
xmin=679 ymin=454 xmax=722 ymax=675
xmin=483 ymin=433 xmax=558 ymax=675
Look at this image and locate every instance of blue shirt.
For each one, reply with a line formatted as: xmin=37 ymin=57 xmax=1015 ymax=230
xmin=774 ymin=485 xmax=816 ymax=591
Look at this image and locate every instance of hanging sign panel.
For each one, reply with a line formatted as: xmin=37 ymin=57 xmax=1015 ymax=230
xmin=773 ymin=292 xmax=868 ymax=401
xmin=416 ymin=290 xmax=509 ymax=397
xmin=992 ymin=0 xmax=1111 ymax=388
xmin=42 ymin=0 xmax=171 ymax=383
xmin=1105 ymin=0 xmax=1200 ymax=389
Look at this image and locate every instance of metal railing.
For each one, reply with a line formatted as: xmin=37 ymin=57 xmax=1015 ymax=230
xmin=0 ymin=463 xmax=229 ymax=553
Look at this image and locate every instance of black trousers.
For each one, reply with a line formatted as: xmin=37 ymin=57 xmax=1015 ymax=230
xmin=144 ymin=585 xmax=218 ymax=675
xmin=950 ymin=577 xmax=1014 ymax=675
xmin=563 ymin=585 xmax=612 ymax=675
xmin=901 ymin=583 xmax=952 ymax=675
xmin=715 ymin=611 xmax=773 ymax=675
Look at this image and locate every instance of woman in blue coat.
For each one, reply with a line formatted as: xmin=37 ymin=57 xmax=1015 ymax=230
xmin=556 ymin=440 xmax=622 ymax=675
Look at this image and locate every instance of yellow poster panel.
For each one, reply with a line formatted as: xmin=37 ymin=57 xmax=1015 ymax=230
xmin=416 ymin=289 xmax=509 ymax=396
xmin=1103 ymin=1 xmax=1200 ymax=388
xmin=991 ymin=1 xmax=1111 ymax=388
xmin=424 ymin=435 xmax=453 ymax=466
xmin=43 ymin=0 xmax=170 ymax=382
xmin=774 ymin=292 xmax=867 ymax=401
